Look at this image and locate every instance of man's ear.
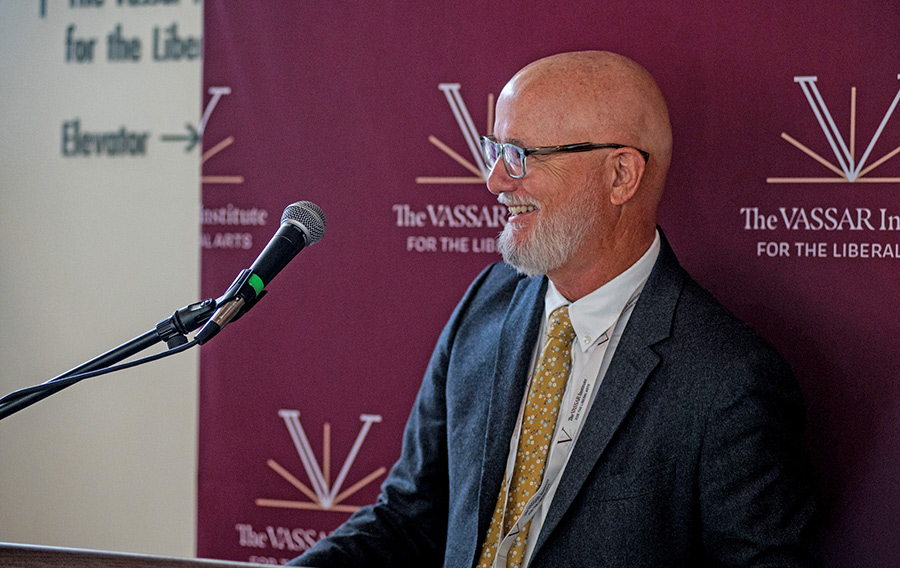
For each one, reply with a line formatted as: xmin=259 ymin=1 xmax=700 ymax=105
xmin=609 ymin=149 xmax=646 ymax=206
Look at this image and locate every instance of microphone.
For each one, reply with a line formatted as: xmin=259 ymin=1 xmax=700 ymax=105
xmin=196 ymin=201 xmax=326 ymax=344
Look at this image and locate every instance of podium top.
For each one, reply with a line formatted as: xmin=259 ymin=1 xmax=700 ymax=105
xmin=0 ymin=543 xmax=262 ymax=568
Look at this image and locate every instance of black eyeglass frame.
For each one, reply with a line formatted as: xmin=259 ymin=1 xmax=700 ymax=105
xmin=481 ymin=135 xmax=650 ymax=179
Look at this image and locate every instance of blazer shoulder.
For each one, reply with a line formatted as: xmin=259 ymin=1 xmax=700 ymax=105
xmin=639 ymin=237 xmax=793 ymax=382
xmin=455 ymin=261 xmax=535 ymax=315
xmin=433 ymin=261 xmax=537 ymax=351
xmin=676 ymin=275 xmax=787 ymax=365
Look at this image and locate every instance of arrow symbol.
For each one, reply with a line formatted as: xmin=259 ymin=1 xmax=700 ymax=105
xmin=160 ymin=123 xmax=200 ymax=152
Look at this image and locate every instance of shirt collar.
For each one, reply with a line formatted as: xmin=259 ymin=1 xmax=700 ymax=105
xmin=544 ymin=230 xmax=661 ymax=352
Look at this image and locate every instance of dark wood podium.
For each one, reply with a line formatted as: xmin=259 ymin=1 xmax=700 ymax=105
xmin=0 ymin=543 xmax=261 ymax=568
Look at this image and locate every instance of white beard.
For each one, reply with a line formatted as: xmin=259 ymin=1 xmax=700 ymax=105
xmin=498 ymin=190 xmax=597 ymax=276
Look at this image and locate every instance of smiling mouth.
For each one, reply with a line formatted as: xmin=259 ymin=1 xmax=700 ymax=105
xmin=507 ymin=204 xmax=537 ymax=216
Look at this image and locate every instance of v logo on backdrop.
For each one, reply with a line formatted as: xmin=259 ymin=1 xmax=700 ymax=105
xmin=200 ymin=86 xmax=245 ymax=186
xmin=768 ymin=75 xmax=900 ymax=183
xmin=416 ymin=83 xmax=494 ymax=185
xmin=256 ymin=410 xmax=386 ymax=514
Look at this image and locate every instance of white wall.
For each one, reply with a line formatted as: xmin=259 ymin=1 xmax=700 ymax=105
xmin=0 ymin=1 xmax=202 ymax=557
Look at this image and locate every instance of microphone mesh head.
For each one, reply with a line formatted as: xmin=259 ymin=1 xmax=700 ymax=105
xmin=282 ymin=201 xmax=326 ymax=245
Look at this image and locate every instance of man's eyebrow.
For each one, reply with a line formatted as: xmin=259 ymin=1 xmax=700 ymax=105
xmin=503 ymin=137 xmax=527 ymax=147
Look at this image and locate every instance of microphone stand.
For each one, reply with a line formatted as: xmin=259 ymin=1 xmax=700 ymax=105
xmin=0 ymin=298 xmax=217 ymax=422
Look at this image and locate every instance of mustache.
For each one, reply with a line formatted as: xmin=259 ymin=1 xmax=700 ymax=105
xmin=498 ymin=193 xmax=540 ymax=208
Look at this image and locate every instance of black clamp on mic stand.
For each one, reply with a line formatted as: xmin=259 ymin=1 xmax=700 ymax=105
xmin=194 ymin=269 xmax=267 ymax=345
xmin=0 ymin=298 xmax=218 ymax=421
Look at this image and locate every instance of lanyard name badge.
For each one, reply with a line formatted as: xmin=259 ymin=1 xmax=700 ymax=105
xmin=492 ymin=291 xmax=641 ymax=568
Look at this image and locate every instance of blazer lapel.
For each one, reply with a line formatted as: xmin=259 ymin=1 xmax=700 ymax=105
xmin=532 ymin=235 xmax=685 ymax=555
xmin=473 ymin=274 xmax=547 ymax=552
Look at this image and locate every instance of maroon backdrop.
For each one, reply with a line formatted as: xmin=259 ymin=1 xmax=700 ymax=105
xmin=199 ymin=2 xmax=900 ymax=565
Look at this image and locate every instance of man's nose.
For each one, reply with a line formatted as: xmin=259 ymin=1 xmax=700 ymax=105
xmin=486 ymin=158 xmax=515 ymax=196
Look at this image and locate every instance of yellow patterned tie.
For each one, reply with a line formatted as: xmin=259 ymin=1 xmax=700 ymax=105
xmin=476 ymin=306 xmax=576 ymax=568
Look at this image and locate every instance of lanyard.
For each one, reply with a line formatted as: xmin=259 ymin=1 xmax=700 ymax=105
xmin=492 ymin=291 xmax=641 ymax=568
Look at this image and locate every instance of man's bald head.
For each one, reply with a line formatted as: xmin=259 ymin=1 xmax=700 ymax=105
xmin=497 ymin=51 xmax=672 ymax=199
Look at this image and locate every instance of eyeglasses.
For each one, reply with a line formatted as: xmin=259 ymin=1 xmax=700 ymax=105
xmin=480 ymin=135 xmax=650 ymax=179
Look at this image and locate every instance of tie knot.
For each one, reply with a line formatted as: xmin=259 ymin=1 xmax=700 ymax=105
xmin=547 ymin=306 xmax=575 ymax=342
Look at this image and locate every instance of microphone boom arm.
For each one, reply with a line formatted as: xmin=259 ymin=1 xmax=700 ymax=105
xmin=0 ymin=298 xmax=217 ymax=421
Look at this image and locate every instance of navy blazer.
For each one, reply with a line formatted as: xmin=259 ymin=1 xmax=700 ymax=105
xmin=292 ymin=234 xmax=819 ymax=567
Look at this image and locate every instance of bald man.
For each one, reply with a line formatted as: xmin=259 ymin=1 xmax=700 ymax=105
xmin=290 ymin=51 xmax=819 ymax=568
